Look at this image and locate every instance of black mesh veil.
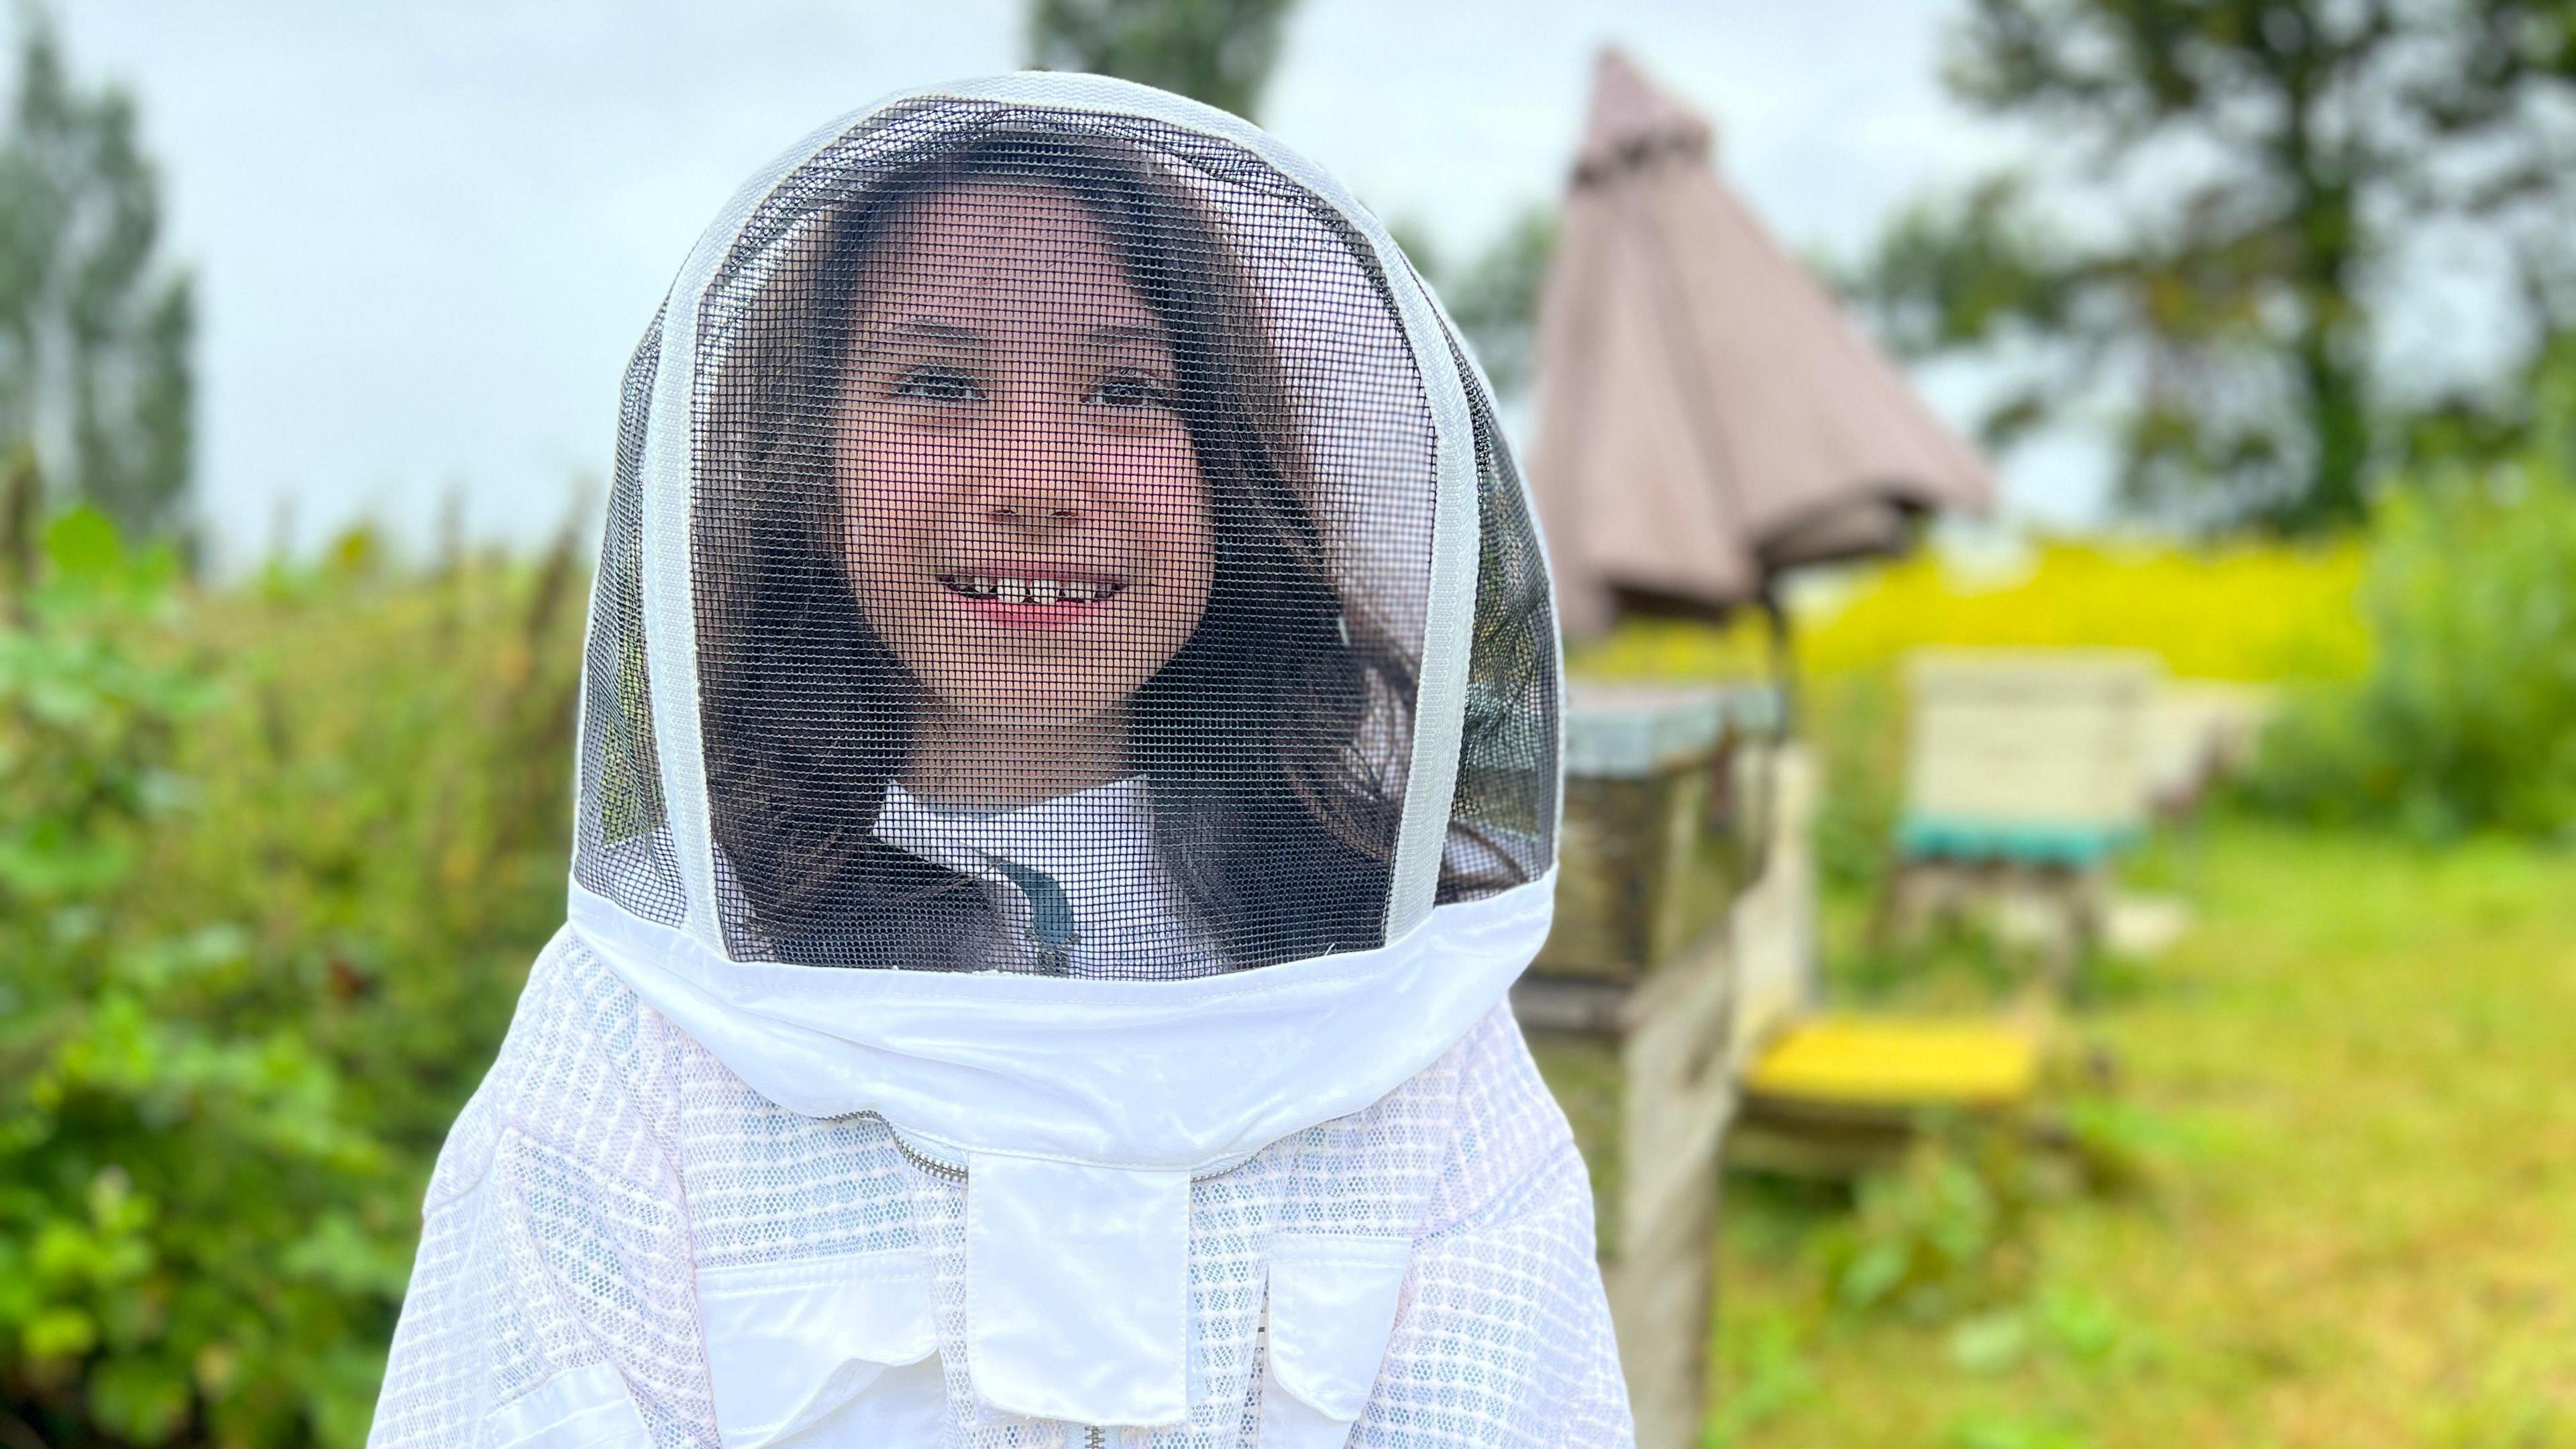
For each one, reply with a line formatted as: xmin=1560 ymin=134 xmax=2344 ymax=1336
xmin=571 ymin=83 xmax=1556 ymax=979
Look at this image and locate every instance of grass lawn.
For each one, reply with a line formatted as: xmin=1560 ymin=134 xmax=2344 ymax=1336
xmin=1709 ymin=817 xmax=2576 ymax=1448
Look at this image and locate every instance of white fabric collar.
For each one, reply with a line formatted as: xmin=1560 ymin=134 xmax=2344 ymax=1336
xmin=568 ymin=870 xmax=1550 ymax=1172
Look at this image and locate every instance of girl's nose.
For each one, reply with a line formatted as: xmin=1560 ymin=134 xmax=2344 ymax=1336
xmin=987 ymin=496 xmax=1083 ymax=532
xmin=978 ymin=393 xmax=1093 ymax=531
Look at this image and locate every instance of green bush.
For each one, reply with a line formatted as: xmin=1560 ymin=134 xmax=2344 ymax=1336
xmin=2250 ymin=455 xmax=2576 ymax=839
xmin=1 ymin=515 xmax=580 ymax=1448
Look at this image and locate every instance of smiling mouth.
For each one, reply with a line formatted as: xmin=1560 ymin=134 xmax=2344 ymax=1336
xmin=938 ymin=572 xmax=1126 ymax=607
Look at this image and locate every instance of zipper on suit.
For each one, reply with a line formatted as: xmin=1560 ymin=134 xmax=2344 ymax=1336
xmin=888 ymin=1126 xmax=967 ymax=1183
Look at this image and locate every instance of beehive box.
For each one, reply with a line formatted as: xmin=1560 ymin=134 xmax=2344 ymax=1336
xmin=1520 ymin=931 xmax=1732 ymax=1449
xmin=1728 ymin=1014 xmax=2043 ymax=1177
xmin=1899 ymin=649 xmax=2161 ymax=863
xmin=1517 ymin=682 xmax=1780 ymax=1449
xmin=1531 ymin=682 xmax=1758 ymax=981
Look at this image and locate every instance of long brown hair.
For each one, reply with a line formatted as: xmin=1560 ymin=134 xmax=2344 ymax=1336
xmin=693 ymin=125 xmax=1424 ymax=972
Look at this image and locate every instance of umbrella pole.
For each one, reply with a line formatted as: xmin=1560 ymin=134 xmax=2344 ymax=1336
xmin=1730 ymin=584 xmax=1798 ymax=892
xmin=1760 ymin=584 xmax=1798 ymax=737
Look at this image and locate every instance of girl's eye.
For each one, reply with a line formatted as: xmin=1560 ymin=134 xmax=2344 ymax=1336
xmin=893 ymin=365 xmax=983 ymax=405
xmin=1087 ymin=371 xmax=1173 ymax=411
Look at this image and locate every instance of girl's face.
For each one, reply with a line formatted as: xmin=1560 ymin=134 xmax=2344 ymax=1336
xmin=835 ymin=182 xmax=1217 ymax=759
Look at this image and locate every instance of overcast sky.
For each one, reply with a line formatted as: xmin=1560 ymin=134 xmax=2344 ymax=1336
xmin=60 ymin=1 xmax=2061 ymax=568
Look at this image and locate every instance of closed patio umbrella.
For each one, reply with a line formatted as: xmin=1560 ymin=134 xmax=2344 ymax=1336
xmin=1526 ymin=49 xmax=1994 ymax=639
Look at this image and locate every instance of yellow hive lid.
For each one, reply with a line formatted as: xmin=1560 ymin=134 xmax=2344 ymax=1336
xmin=1743 ymin=1015 xmax=2039 ymax=1108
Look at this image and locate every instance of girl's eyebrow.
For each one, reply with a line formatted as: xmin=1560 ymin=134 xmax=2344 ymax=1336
xmin=849 ymin=316 xmax=988 ymax=362
xmin=894 ymin=317 xmax=985 ymax=345
xmin=1088 ymin=323 xmax=1165 ymax=347
xmin=857 ymin=319 xmax=1163 ymax=351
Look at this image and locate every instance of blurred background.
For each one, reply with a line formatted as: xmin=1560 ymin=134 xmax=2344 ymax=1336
xmin=3 ymin=1 xmax=2573 ymax=1445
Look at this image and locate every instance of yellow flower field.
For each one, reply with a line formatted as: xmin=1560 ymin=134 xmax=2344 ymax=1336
xmin=1573 ymin=538 xmax=2369 ymax=685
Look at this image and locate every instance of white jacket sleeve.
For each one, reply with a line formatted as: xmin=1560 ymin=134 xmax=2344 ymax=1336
xmin=369 ymin=936 xmax=715 ymax=1449
xmin=1356 ymin=1010 xmax=1635 ymax=1449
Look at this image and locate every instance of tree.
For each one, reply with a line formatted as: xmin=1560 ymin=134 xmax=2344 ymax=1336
xmin=0 ymin=20 xmax=193 ymax=546
xmin=1025 ymin=0 xmax=1299 ymax=120
xmin=1394 ymin=206 xmax=1557 ymax=402
xmin=1854 ymin=0 xmax=2576 ymax=533
xmin=1440 ymin=206 xmax=1558 ymax=402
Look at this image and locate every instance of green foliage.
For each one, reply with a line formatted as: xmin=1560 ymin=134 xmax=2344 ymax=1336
xmin=1943 ymin=1409 xmax=2094 ymax=1449
xmin=1440 ymin=207 xmax=1556 ymax=401
xmin=1024 ymin=0 xmax=1297 ymax=119
xmin=1853 ymin=0 xmax=2576 ymax=532
xmin=1395 ymin=205 xmax=1557 ymax=402
xmin=1705 ymin=1313 xmax=1820 ymax=1446
xmin=0 ymin=19 xmax=195 ymax=546
xmin=1717 ymin=818 xmax=2576 ymax=1445
xmin=0 ymin=515 xmax=582 ymax=1448
xmin=1814 ymin=1119 xmax=2041 ymax=1324
xmin=2249 ymin=448 xmax=2576 ymax=839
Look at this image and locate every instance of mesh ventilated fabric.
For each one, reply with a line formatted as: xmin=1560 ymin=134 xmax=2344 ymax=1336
xmin=373 ymin=936 xmax=1627 ymax=1448
xmin=375 ymin=75 xmax=1620 ymax=1448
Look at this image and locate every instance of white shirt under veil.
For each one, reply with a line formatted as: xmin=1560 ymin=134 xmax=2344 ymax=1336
xmin=868 ymin=776 xmax=1228 ymax=980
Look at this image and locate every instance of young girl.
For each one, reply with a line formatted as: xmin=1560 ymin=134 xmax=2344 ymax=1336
xmin=372 ymin=74 xmax=1627 ymax=1449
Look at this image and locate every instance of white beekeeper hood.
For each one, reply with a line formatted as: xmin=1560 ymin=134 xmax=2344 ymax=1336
xmin=565 ymin=72 xmax=1562 ymax=1428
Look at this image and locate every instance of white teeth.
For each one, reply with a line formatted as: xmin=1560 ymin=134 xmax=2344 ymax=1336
xmin=955 ymin=574 xmax=1113 ymax=605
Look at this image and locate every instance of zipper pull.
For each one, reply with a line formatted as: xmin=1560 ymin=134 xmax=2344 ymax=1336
xmin=981 ymin=853 xmax=1079 ymax=974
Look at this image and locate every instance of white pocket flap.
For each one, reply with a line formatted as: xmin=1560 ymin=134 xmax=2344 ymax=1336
xmin=1265 ymin=1233 xmax=1411 ymax=1428
xmin=966 ymin=1154 xmax=1192 ymax=1428
xmin=699 ymin=1256 xmax=938 ymax=1448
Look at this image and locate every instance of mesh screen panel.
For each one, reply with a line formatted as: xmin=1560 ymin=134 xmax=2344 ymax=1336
xmin=572 ymin=97 xmax=1554 ymax=978
xmin=1440 ymin=345 xmax=1559 ymax=901
xmin=573 ymin=313 xmax=688 ymax=926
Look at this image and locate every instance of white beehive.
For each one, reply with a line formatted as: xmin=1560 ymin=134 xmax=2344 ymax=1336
xmin=1901 ymin=649 xmax=2163 ymax=853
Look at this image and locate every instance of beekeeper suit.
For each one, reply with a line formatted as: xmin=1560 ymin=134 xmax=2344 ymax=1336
xmin=369 ymin=73 xmax=1630 ymax=1449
